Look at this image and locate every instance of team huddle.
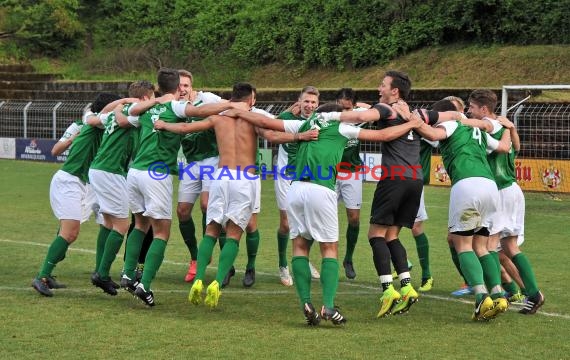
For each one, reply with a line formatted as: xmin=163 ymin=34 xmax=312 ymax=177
xmin=31 ymin=68 xmax=545 ymax=325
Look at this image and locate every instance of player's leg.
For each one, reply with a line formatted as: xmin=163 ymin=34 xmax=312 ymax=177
xmin=339 ymin=177 xmax=361 ymax=280
xmin=368 ymin=180 xmax=401 ymax=317
xmin=412 ymin=189 xmax=433 ymax=291
xmin=33 ymin=171 xmax=84 ymax=296
xmin=243 ymin=214 xmax=259 ymax=287
xmin=503 ymin=236 xmax=544 ymax=313
xmin=275 ymin=178 xmax=293 ymax=285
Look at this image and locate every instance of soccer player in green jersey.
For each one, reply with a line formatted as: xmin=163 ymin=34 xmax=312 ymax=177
xmin=119 ymin=68 xmax=240 ymax=306
xmin=31 ymin=93 xmax=125 ymax=297
xmin=467 ymin=89 xmax=544 ymax=314
xmin=274 ymin=86 xmax=321 ymax=286
xmin=88 ymin=80 xmax=157 ymax=295
xmin=334 ymin=88 xmax=370 ymax=279
xmin=396 ymin=99 xmax=512 ymax=320
xmin=225 ymin=101 xmax=424 ymax=325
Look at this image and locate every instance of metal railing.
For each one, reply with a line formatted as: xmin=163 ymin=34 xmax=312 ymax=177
xmin=1 ymin=100 xmax=569 ymax=159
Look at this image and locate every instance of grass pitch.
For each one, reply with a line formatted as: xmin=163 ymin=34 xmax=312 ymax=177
xmin=1 ymin=160 xmax=569 ymax=359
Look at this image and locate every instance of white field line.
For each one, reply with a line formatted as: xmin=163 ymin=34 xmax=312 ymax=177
xmin=2 ymin=238 xmax=568 ymax=320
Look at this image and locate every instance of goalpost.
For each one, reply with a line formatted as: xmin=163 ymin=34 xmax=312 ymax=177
xmin=501 ymin=84 xmax=570 ymax=116
xmin=500 ymin=84 xmax=570 ymax=194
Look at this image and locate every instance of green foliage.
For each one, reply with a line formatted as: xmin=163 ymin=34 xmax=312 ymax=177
xmin=1 ymin=0 xmax=568 ymax=68
xmin=0 ymin=0 xmax=84 ymax=56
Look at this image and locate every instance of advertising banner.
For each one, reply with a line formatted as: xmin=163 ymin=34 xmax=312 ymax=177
xmin=429 ymin=155 xmax=569 ymax=193
xmin=15 ymin=138 xmax=64 ymax=163
xmin=0 ymin=138 xmax=16 ymax=159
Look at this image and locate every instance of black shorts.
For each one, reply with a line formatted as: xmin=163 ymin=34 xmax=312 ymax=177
xmin=370 ymin=178 xmax=423 ymax=229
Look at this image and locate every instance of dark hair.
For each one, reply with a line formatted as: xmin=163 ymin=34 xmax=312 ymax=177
xmin=128 ymin=80 xmax=155 ymax=99
xmin=90 ymin=93 xmax=121 ymax=113
xmin=157 ymin=68 xmax=180 ymax=94
xmin=231 ymin=82 xmax=254 ymax=102
xmin=468 ymin=89 xmax=498 ymax=113
xmin=385 ymin=70 xmax=412 ymax=100
xmin=335 ymin=88 xmax=357 ymax=105
xmin=431 ymin=99 xmax=457 ymax=112
xmin=316 ymin=103 xmax=343 ymax=113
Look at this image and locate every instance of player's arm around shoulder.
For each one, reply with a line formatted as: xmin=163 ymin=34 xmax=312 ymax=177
xmin=51 ymin=120 xmax=82 ymax=156
xmin=154 ymin=116 xmax=216 ymax=134
xmin=497 ymin=116 xmax=520 ymax=153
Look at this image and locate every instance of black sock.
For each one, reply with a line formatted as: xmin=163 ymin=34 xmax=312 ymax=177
xmin=387 ymin=238 xmax=409 ymax=275
xmin=369 ymin=237 xmax=391 ymax=276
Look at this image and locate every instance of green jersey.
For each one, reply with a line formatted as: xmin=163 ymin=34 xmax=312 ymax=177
xmin=61 ymin=118 xmax=104 ymax=183
xmin=130 ymin=100 xmax=188 ymax=175
xmin=181 ymin=91 xmax=222 ymax=162
xmin=285 ymin=114 xmax=360 ymax=191
xmin=419 ymin=139 xmax=438 ymax=185
xmin=437 ymin=121 xmax=495 ymax=185
xmin=486 ymin=120 xmax=516 ymax=189
xmin=338 ymin=138 xmax=363 ymax=173
xmin=276 ymin=111 xmax=307 ymax=174
xmin=90 ymin=104 xmax=137 ymax=176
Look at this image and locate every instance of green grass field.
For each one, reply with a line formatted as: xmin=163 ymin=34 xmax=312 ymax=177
xmin=1 ymin=159 xmax=569 ymax=359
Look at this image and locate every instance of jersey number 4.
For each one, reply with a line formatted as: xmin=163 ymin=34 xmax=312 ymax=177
xmin=472 ymin=128 xmax=482 ymax=145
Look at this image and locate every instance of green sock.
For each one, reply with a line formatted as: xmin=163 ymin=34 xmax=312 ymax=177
xmin=38 ymin=235 xmax=69 ymax=278
xmin=196 ymin=235 xmax=217 ymax=281
xmin=97 ymin=230 xmax=125 ymax=279
xmin=218 ymin=231 xmax=227 ymax=250
xmin=458 ymin=251 xmax=484 ymax=289
xmin=414 ymin=233 xmax=431 ymax=279
xmin=512 ymin=253 xmax=539 ymax=296
xmin=503 ymin=281 xmax=519 ymax=295
xmin=123 ymin=228 xmax=145 ymax=279
xmin=179 ymin=219 xmax=198 ymax=260
xmin=292 ymin=256 xmax=312 ymax=305
xmin=215 ymin=238 xmax=240 ymax=284
xmin=277 ymin=231 xmax=289 ymax=267
xmin=489 ymin=251 xmax=502 ymax=276
xmin=479 ymin=253 xmax=502 ymax=297
xmin=344 ymin=224 xmax=359 ymax=263
xmin=140 ymin=238 xmax=167 ymax=289
xmin=449 ymin=246 xmax=466 ymax=283
xmin=320 ymin=258 xmax=339 ymax=308
xmin=246 ymin=230 xmax=260 ymax=270
xmin=95 ymin=226 xmax=111 ymax=271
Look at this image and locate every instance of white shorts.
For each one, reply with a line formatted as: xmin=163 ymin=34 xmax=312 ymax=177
xmin=274 ymin=177 xmax=291 ymax=211
xmin=206 ymin=168 xmax=255 ymax=231
xmin=127 ymin=168 xmax=173 ymax=220
xmin=50 ymin=170 xmax=98 ymax=223
xmin=335 ymin=176 xmax=362 ymax=210
xmin=489 ymin=182 xmax=525 ymax=238
xmin=178 ymin=156 xmax=219 ymax=203
xmin=286 ymin=181 xmax=338 ymax=242
xmin=84 ymin=184 xmax=103 ymax=224
xmin=253 ymin=177 xmax=261 ymax=214
xmin=415 ymin=188 xmax=428 ymax=222
xmin=497 ymin=233 xmax=525 ymax=251
xmin=448 ymin=177 xmax=498 ymax=233
xmin=88 ymin=168 xmax=129 ymax=218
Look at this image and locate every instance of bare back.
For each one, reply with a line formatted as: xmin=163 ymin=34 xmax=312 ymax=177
xmin=211 ymin=114 xmax=257 ymax=172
